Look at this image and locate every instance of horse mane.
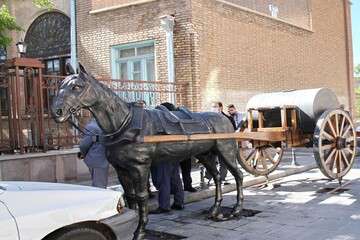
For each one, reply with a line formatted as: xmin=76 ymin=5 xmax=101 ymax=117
xmin=89 ymin=74 xmax=129 ymax=110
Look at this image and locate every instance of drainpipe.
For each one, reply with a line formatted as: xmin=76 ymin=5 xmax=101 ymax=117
xmin=160 ymin=15 xmax=176 ymax=103
xmin=343 ymin=0 xmax=354 ymax=115
xmin=70 ymin=0 xmax=77 ymax=69
xmin=70 ymin=0 xmax=78 ymax=137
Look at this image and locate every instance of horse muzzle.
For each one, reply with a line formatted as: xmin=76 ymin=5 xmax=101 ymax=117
xmin=52 ymin=108 xmax=67 ymax=123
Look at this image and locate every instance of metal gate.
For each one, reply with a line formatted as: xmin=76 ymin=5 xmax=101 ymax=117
xmin=0 ymin=58 xmax=188 ymax=154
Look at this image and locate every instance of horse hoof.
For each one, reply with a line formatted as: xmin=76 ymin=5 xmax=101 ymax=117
xmin=230 ymin=207 xmax=243 ymax=218
xmin=208 ymin=212 xmax=224 ymax=221
xmin=133 ymin=231 xmax=146 ymax=240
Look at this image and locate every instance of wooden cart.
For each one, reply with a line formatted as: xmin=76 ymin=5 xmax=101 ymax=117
xmin=237 ymin=105 xmax=357 ymax=180
xmin=144 ymin=89 xmax=357 ymax=181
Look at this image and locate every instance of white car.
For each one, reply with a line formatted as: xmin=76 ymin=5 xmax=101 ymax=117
xmin=0 ymin=181 xmax=138 ymax=240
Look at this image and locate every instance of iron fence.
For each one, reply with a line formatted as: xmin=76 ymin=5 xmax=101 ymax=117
xmin=0 ymin=69 xmax=188 ymax=153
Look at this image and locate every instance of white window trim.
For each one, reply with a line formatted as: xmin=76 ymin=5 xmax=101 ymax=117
xmin=111 ymin=40 xmax=156 ymax=81
xmin=216 ymin=0 xmax=314 ymax=32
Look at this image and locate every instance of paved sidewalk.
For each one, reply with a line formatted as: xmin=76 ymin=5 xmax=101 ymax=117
xmin=146 ymin=165 xmax=360 ymax=240
xmin=76 ymin=148 xmax=317 ymax=210
xmin=77 ymin=148 xmax=315 ymax=189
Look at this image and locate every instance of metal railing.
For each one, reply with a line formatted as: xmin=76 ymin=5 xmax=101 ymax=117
xmin=0 ymin=71 xmax=188 ymax=153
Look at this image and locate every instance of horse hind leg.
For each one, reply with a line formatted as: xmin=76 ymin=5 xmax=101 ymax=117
xmin=197 ymin=153 xmax=224 ymax=221
xmin=217 ymin=140 xmax=244 ymax=218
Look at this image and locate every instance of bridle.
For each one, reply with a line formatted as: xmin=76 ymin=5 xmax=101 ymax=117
xmin=61 ymin=77 xmax=133 ymax=144
xmin=67 ymin=109 xmax=133 ymax=145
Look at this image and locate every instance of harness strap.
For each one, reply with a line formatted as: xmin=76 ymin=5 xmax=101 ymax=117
xmin=67 ymin=104 xmax=143 ymax=146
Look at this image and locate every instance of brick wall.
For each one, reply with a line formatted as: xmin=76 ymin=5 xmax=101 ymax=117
xmin=191 ymin=0 xmax=353 ymax=112
xmin=77 ymin=0 xmax=353 ymax=113
xmin=76 ymin=0 xmax=195 ymax=107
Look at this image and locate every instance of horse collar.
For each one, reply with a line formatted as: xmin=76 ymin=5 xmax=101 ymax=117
xmin=100 ymin=105 xmax=145 ymax=146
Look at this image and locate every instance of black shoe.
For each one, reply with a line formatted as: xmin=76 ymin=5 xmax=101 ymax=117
xmin=184 ymin=186 xmax=197 ymax=192
xmin=171 ymin=203 xmax=184 ymax=210
xmin=148 ymin=192 xmax=156 ymax=199
xmin=149 ymin=208 xmax=170 ymax=214
xmin=223 ymin=181 xmax=231 ymax=186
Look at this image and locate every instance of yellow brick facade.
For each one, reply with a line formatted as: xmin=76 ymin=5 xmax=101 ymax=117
xmin=77 ymin=0 xmax=354 ymax=113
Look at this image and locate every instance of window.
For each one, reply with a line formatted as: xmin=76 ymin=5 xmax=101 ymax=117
xmin=111 ymin=41 xmax=156 ymax=105
xmin=219 ymin=0 xmax=311 ymax=29
xmin=46 ymin=59 xmax=60 ymax=74
xmin=0 ymin=87 xmax=8 ymax=116
xmin=0 ymin=48 xmax=7 ymax=63
xmin=43 ymin=57 xmax=70 ymax=113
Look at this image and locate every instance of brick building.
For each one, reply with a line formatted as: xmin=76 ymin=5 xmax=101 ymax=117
xmin=77 ymin=0 xmax=355 ymax=113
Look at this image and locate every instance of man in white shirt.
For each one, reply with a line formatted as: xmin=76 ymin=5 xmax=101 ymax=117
xmin=227 ymin=104 xmax=246 ymax=131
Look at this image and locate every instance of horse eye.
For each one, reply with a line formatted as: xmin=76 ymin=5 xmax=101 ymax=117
xmin=72 ymin=85 xmax=82 ymax=91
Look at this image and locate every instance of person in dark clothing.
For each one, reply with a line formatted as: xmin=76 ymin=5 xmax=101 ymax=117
xmin=79 ymin=119 xmax=109 ymax=188
xmin=211 ymin=101 xmax=236 ymax=130
xmin=159 ymin=102 xmax=197 ymax=192
xmin=206 ymin=101 xmax=236 ymax=185
xmin=180 ymin=158 xmax=197 ymax=192
xmin=150 ymin=161 xmax=184 ymax=213
xmin=149 ymin=102 xmax=185 ymax=214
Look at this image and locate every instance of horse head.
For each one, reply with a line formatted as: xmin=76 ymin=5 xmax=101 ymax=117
xmin=52 ymin=63 xmax=99 ymax=123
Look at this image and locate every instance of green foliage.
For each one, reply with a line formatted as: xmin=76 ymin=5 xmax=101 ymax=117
xmin=355 ymin=64 xmax=360 ymax=77
xmin=0 ymin=4 xmax=22 ymax=48
xmin=0 ymin=0 xmax=53 ymax=48
xmin=32 ymin=0 xmax=54 ymax=10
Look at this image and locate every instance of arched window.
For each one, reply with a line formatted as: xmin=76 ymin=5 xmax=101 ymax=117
xmin=25 ymin=12 xmax=70 ymax=75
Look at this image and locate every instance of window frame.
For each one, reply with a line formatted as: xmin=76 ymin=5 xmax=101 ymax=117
xmin=110 ymin=40 xmax=157 ymax=105
xmin=111 ymin=40 xmax=156 ymax=81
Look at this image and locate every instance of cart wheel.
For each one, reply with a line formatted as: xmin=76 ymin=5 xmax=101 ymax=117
xmin=313 ymin=109 xmax=357 ymax=180
xmin=238 ymin=141 xmax=284 ymax=176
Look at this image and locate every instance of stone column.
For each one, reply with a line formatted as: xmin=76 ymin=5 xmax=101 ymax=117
xmin=160 ymin=15 xmax=176 ymax=103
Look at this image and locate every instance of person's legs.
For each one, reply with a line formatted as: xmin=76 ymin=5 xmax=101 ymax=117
xmin=92 ymin=166 xmax=109 ymax=188
xmin=170 ymin=163 xmax=184 ymax=208
xmin=180 ymin=158 xmax=192 ymax=189
xmin=151 ymin=163 xmax=171 ymax=211
xmin=88 ymin=167 xmax=94 ymax=179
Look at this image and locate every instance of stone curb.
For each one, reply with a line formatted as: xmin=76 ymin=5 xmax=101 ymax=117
xmin=148 ymin=163 xmax=317 ymax=210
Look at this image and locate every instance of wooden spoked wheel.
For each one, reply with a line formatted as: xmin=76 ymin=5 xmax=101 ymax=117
xmin=238 ymin=141 xmax=284 ymax=176
xmin=313 ymin=109 xmax=357 ymax=180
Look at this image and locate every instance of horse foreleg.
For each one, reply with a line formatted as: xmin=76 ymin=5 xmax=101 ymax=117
xmin=115 ymin=166 xmax=137 ymax=209
xmin=198 ymin=154 xmax=223 ymax=220
xmin=131 ymin=165 xmax=150 ymax=240
xmin=218 ymin=142 xmax=244 ymax=218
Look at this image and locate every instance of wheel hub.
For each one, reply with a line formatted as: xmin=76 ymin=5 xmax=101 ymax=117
xmin=335 ymin=137 xmax=346 ymax=149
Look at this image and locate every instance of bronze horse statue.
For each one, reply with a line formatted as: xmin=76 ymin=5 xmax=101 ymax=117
xmin=52 ymin=63 xmax=244 ymax=240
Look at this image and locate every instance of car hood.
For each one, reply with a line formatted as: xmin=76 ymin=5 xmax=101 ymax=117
xmin=0 ymin=181 xmax=111 ymax=192
xmin=0 ymin=181 xmax=124 ymax=240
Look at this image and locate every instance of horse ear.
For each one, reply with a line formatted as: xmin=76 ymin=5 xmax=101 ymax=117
xmin=65 ymin=63 xmax=75 ymax=75
xmin=78 ymin=62 xmax=88 ymax=75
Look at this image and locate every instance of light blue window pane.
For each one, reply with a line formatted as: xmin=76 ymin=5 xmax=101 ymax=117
xmin=119 ymin=62 xmax=128 ymax=79
xmin=146 ymin=59 xmax=155 ymax=81
xmin=119 ymin=48 xmax=135 ymax=58
xmin=137 ymin=45 xmax=154 ymax=56
xmin=132 ymin=61 xmax=142 ymax=80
